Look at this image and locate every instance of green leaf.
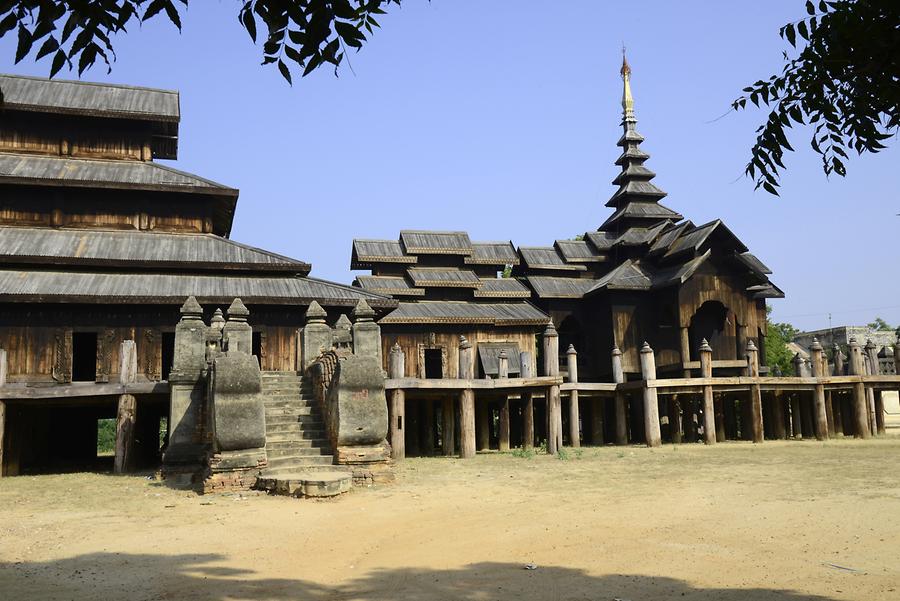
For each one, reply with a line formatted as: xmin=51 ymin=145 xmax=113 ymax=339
xmin=277 ymin=59 xmax=292 ymax=85
xmin=50 ymin=49 xmax=68 ymax=78
xmin=35 ymin=37 xmax=59 ymax=60
xmin=241 ymin=8 xmax=257 ymax=42
xmin=15 ymin=24 xmax=32 ymax=64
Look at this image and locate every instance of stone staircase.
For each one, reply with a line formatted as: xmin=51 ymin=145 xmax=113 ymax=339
xmin=260 ymin=371 xmax=336 ymax=476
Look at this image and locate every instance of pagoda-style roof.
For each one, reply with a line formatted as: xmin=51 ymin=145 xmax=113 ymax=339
xmin=554 ymin=239 xmax=607 ymax=263
xmin=351 ymin=239 xmax=418 ymax=269
xmin=527 ymin=276 xmax=598 ymax=299
xmin=464 ymin=241 xmax=519 ymax=266
xmin=355 ymin=275 xmax=425 ymax=297
xmin=400 ymin=230 xmax=472 ymax=255
xmin=0 ymin=74 xmax=179 ymax=122
xmin=519 ymin=247 xmax=587 ymax=272
xmin=0 ymin=269 xmax=395 ymax=308
xmin=379 ymin=300 xmax=548 ymax=326
xmin=407 ymin=268 xmax=482 ymax=288
xmin=473 ymin=278 xmax=532 ymax=299
xmin=0 ymin=226 xmax=310 ymax=274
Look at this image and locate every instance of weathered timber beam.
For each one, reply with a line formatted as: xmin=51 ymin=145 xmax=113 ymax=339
xmin=0 ymin=381 xmax=169 ymax=400
xmin=384 ymin=376 xmax=563 ymax=391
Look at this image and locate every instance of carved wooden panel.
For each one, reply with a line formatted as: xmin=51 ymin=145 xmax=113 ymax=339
xmin=52 ymin=328 xmax=72 ymax=383
xmin=143 ymin=329 xmax=162 ymax=381
xmin=95 ymin=329 xmax=116 ymax=383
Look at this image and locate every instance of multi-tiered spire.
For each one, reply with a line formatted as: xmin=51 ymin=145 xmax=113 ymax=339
xmin=599 ymin=54 xmax=682 ymax=232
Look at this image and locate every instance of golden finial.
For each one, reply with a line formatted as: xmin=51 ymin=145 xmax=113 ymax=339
xmin=620 ymin=46 xmax=635 ymax=121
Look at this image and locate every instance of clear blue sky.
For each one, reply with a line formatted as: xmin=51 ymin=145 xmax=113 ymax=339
xmin=2 ymin=1 xmax=898 ymax=332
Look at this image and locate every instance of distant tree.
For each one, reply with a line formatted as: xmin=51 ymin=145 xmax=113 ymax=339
xmin=765 ymin=306 xmax=798 ymax=375
xmin=0 ymin=0 xmax=401 ymax=84
xmin=733 ymin=0 xmax=899 ymax=195
xmin=867 ymin=317 xmax=893 ymax=331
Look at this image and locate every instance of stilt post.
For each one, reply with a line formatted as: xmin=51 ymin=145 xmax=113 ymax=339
xmin=543 ymin=322 xmax=562 ymax=454
xmin=745 ymin=340 xmax=764 ymax=443
xmin=441 ymin=397 xmax=456 ymax=456
xmin=699 ymin=339 xmax=716 ymax=444
xmin=864 ymin=339 xmax=879 ymax=435
xmin=566 ymin=345 xmax=580 ymax=448
xmin=848 ymin=338 xmax=870 ymax=438
xmin=497 ymin=350 xmax=510 ymax=451
xmin=612 ymin=345 xmax=627 ymax=445
xmin=520 ymin=351 xmax=534 ymax=450
xmin=809 ymin=338 xmax=829 ymax=440
xmin=458 ymin=337 xmax=476 ymax=458
xmin=114 ymin=393 xmax=137 ymax=473
xmin=388 ymin=343 xmax=406 ymax=460
xmin=639 ymin=342 xmax=662 ymax=447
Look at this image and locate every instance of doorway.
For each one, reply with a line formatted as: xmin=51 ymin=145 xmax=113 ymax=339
xmin=424 ymin=349 xmax=443 ymax=379
xmin=71 ymin=332 xmax=97 ymax=382
xmin=161 ymin=332 xmax=175 ymax=380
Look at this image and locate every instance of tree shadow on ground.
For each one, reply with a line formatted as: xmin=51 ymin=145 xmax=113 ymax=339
xmin=0 ymin=553 xmax=847 ymax=601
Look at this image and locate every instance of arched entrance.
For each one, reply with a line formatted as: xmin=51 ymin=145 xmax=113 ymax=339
xmin=688 ymin=301 xmax=733 ymax=360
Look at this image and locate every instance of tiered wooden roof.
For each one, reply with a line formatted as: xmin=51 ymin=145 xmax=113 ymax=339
xmin=0 ymin=74 xmax=396 ymax=310
xmin=352 ymin=231 xmax=547 ymax=326
xmin=513 ymin=57 xmax=783 ymax=303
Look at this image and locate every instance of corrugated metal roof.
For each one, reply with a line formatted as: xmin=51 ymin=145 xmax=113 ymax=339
xmin=0 ymin=269 xmax=396 ymax=307
xmin=519 ymin=247 xmax=586 ymax=271
xmin=380 ymin=301 xmax=549 ymax=326
xmin=526 ymin=276 xmax=597 ymax=298
xmin=473 ymin=278 xmax=531 ymax=298
xmin=465 ymin=241 xmax=519 ymax=265
xmin=554 ymin=239 xmax=606 ymax=263
xmin=0 ymin=226 xmax=310 ymax=274
xmin=400 ymin=230 xmax=472 ymax=255
xmin=355 ymin=275 xmax=424 ymax=297
xmin=0 ymin=74 xmax=179 ymax=121
xmin=407 ymin=268 xmax=482 ymax=288
xmin=0 ymin=153 xmax=237 ymax=197
xmin=351 ymin=239 xmax=417 ymax=266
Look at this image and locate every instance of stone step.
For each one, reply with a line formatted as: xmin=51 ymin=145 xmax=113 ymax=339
xmin=266 ymin=446 xmax=330 ymax=458
xmin=265 ymin=435 xmax=329 ymax=447
xmin=266 ymin=454 xmax=334 ymax=467
xmin=265 ymin=407 xmax=316 ymax=417
xmin=265 ymin=415 xmax=322 ymax=426
xmin=262 ymin=398 xmax=316 ymax=407
xmin=266 ymin=424 xmax=324 ymax=436
xmin=256 ymin=470 xmax=351 ymax=498
xmin=266 ymin=430 xmax=325 ymax=448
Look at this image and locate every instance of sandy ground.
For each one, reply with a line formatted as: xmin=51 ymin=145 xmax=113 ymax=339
xmin=1 ymin=438 xmax=899 ymax=601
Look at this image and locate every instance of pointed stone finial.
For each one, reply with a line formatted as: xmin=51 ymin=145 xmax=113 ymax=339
xmin=792 ymin=353 xmax=803 ymax=366
xmin=180 ymin=296 xmax=203 ymax=318
xmin=499 ymin=349 xmax=508 ymax=360
xmin=810 ymin=337 xmax=823 ymax=351
xmin=611 ymin=344 xmax=622 ymax=357
xmin=746 ymin=339 xmax=758 ymax=352
xmin=849 ymin=336 xmax=858 ymax=345
xmin=543 ymin=321 xmax=558 ymax=337
xmin=772 ymin=364 xmax=783 ymax=377
xmin=621 ymin=49 xmax=635 ymax=122
xmin=211 ymin=308 xmax=225 ymax=326
xmin=567 ymin=344 xmax=577 ymax=355
xmin=390 ymin=341 xmax=401 ymax=353
xmin=864 ymin=338 xmax=876 ymax=351
xmin=351 ymin=299 xmax=375 ymax=322
xmin=459 ymin=335 xmax=472 ymax=350
xmin=640 ymin=341 xmax=653 ymax=354
xmin=305 ymin=300 xmax=327 ymax=324
xmin=335 ymin=314 xmax=352 ymax=329
xmin=226 ymin=298 xmax=249 ymax=320
xmin=699 ymin=338 xmax=712 ymax=353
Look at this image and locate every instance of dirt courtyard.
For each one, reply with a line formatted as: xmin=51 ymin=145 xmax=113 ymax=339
xmin=1 ymin=439 xmax=898 ymax=601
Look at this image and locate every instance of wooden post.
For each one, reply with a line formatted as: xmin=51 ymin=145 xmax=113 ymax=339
xmin=639 ymin=342 xmax=662 ymax=448
xmin=714 ymin=394 xmax=726 ymax=442
xmin=832 ymin=344 xmax=845 ymax=376
xmin=388 ymin=343 xmax=406 ymax=460
xmin=874 ymin=390 xmax=885 ymax=435
xmin=894 ymin=338 xmax=900 ymax=376
xmin=566 ymin=345 xmax=580 ymax=448
xmin=864 ymin=340 xmax=878 ymax=435
xmin=745 ymin=340 xmax=764 ymax=443
xmin=612 ymin=345 xmax=628 ymax=445
xmin=114 ymin=394 xmax=137 ymax=473
xmin=680 ymin=326 xmax=692 ymax=378
xmin=421 ymin=399 xmax=435 ymax=456
xmin=848 ymin=337 xmax=870 ymax=438
xmin=668 ymin=396 xmax=683 ymax=443
xmin=543 ymin=322 xmax=562 ymax=454
xmin=809 ymin=338 xmax=829 ymax=441
xmin=699 ymin=339 xmax=716 ymax=445
xmin=831 ymin=389 xmax=844 ymax=437
xmin=772 ymin=390 xmax=787 ymax=439
xmin=825 ymin=390 xmax=835 ymax=437
xmin=520 ymin=351 xmax=534 ymax=450
xmin=498 ymin=350 xmax=510 ymax=451
xmin=458 ymin=337 xmax=476 ymax=458
xmin=119 ymin=340 xmax=137 ymax=384
xmin=476 ymin=400 xmax=490 ymax=451
xmin=0 ymin=399 xmax=5 ymax=478
xmin=441 ymin=397 xmax=456 ymax=456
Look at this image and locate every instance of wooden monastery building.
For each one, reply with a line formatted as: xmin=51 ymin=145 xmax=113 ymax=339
xmin=0 ymin=74 xmax=393 ymax=477
xmin=352 ymin=57 xmax=787 ymax=453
